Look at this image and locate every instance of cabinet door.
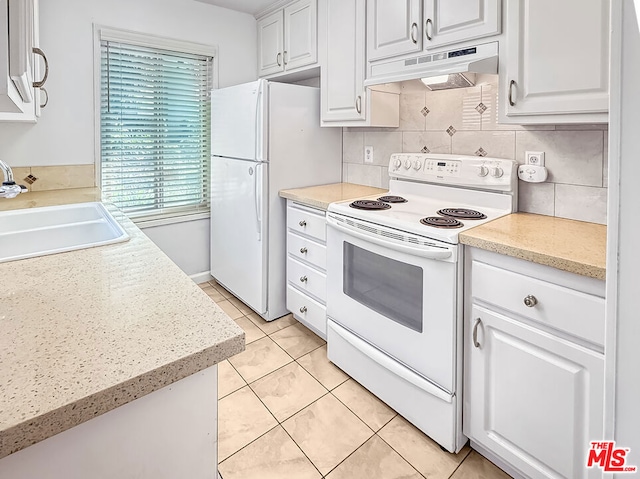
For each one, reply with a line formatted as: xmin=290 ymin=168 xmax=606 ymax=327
xmin=257 ymin=10 xmax=284 ymax=77
xmin=503 ymin=0 xmax=609 ymax=121
xmin=321 ymin=0 xmax=365 ymax=122
xmin=465 ymin=305 xmax=604 ymax=479
xmin=283 ymin=0 xmax=317 ymax=71
xmin=367 ymin=0 xmax=422 ymax=62
xmin=423 ymin=0 xmax=500 ymax=49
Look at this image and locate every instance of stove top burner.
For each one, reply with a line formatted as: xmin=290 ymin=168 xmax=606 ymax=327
xmin=420 ymin=216 xmax=464 ymax=228
xmin=378 ymin=195 xmax=407 ymax=204
xmin=349 ymin=200 xmax=392 ymax=211
xmin=437 ymin=208 xmax=487 ymax=220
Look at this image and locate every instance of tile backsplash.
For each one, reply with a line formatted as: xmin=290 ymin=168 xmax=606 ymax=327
xmin=10 ymin=165 xmax=95 ymax=192
xmin=343 ymin=75 xmax=608 ymax=225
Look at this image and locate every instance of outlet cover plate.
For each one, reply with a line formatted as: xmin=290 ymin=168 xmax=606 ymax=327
xmin=364 ymin=146 xmax=374 ymax=164
xmin=525 ymin=151 xmax=545 ymax=166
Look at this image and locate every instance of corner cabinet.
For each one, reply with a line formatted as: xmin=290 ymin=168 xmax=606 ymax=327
xmin=257 ymin=0 xmax=317 ymax=79
xmin=0 ymin=0 xmax=48 ymax=122
xmin=320 ymin=0 xmax=399 ymax=127
xmin=285 ymin=201 xmax=328 ymax=339
xmin=464 ymin=248 xmax=605 ymax=479
xmin=500 ymin=0 xmax=609 ymax=124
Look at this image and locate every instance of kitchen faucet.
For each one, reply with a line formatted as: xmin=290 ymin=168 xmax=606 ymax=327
xmin=0 ymin=159 xmax=27 ymax=198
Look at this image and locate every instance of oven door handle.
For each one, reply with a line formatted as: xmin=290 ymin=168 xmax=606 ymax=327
xmin=327 ymin=216 xmax=453 ymax=260
xmin=329 ymin=321 xmax=453 ymax=403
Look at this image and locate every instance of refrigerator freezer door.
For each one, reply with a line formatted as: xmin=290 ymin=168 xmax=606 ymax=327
xmin=210 ymin=80 xmax=267 ymax=162
xmin=210 ymin=157 xmax=268 ymax=315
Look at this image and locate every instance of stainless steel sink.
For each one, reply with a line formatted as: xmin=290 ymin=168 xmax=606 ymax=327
xmin=0 ymin=202 xmax=129 ymax=263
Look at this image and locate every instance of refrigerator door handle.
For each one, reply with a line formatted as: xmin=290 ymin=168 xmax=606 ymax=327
xmin=255 ymin=82 xmax=265 ymax=162
xmin=254 ymin=164 xmax=263 ymax=241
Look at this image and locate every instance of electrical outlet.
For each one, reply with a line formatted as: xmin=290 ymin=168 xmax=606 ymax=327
xmin=364 ymin=146 xmax=374 ymax=164
xmin=525 ymin=151 xmax=545 ymax=166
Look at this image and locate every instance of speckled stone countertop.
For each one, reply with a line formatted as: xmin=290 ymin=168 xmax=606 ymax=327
xmin=460 ymin=213 xmax=606 ymax=280
xmin=0 ymin=189 xmax=244 ymax=459
xmin=279 ymin=183 xmax=388 ymax=211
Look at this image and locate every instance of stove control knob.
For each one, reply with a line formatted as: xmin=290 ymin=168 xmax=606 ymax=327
xmin=413 ymin=160 xmax=422 ymax=171
xmin=404 ymin=159 xmax=412 ymax=170
xmin=477 ymin=165 xmax=489 ymax=177
xmin=491 ymin=166 xmax=504 ymax=178
xmin=392 ymin=157 xmax=401 ymax=170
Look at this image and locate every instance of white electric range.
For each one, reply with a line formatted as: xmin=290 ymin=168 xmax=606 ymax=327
xmin=325 ymin=153 xmax=518 ymax=453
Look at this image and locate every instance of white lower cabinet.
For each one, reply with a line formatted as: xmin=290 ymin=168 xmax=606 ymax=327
xmin=286 ymin=201 xmax=328 ymax=338
xmin=464 ymin=248 xmax=605 ymax=479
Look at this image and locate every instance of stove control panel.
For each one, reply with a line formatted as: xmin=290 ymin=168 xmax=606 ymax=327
xmin=389 ymin=153 xmax=517 ymax=191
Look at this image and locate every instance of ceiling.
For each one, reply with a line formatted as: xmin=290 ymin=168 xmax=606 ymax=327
xmin=194 ymin=0 xmax=276 ymax=15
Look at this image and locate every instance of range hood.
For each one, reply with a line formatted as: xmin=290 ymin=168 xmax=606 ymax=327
xmin=364 ymin=41 xmax=498 ymax=89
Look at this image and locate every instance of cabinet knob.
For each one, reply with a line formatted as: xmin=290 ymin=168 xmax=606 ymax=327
xmin=299 ymin=220 xmax=307 ymax=227
xmin=299 ymin=306 xmax=307 ymax=314
xmin=300 ymin=247 xmax=308 ymax=254
xmin=300 ymin=276 xmax=308 ymax=283
xmin=523 ymin=295 xmax=538 ymax=308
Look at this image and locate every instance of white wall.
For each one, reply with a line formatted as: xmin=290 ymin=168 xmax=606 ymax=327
xmin=0 ymin=0 xmax=258 ymax=277
xmin=609 ymin=0 xmax=640 ymax=467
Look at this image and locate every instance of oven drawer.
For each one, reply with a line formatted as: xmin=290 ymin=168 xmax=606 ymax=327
xmin=471 ymin=261 xmax=605 ymax=347
xmin=287 ymin=232 xmax=326 ymax=270
xmin=287 ymin=257 xmax=326 ymax=302
xmin=287 ymin=203 xmax=326 ymax=242
xmin=287 ymin=285 xmax=327 ymax=338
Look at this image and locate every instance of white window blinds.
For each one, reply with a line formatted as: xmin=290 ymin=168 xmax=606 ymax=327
xmin=100 ymin=39 xmax=213 ymax=219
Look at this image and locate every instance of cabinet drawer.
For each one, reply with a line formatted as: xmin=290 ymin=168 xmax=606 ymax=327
xmin=472 ymin=261 xmax=605 ymax=347
xmin=287 ymin=285 xmax=327 ymax=338
xmin=287 ymin=257 xmax=326 ymax=302
xmin=287 ymin=231 xmax=326 ymax=270
xmin=287 ymin=204 xmax=326 ymax=241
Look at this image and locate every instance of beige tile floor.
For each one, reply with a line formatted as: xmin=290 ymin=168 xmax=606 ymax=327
xmin=199 ymin=280 xmax=512 ymax=479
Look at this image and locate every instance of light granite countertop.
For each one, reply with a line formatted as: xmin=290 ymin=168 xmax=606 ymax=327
xmin=279 ymin=183 xmax=388 ymax=211
xmin=460 ymin=213 xmax=606 ymax=280
xmin=0 ymin=189 xmax=245 ymax=459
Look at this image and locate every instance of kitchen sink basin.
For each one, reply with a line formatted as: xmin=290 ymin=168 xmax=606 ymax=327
xmin=0 ymin=202 xmax=129 ymax=263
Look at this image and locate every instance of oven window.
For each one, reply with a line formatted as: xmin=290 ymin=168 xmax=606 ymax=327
xmin=343 ymin=242 xmax=423 ymax=332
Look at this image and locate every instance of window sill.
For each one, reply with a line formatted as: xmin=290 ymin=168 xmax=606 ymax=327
xmin=134 ymin=212 xmax=211 ymax=229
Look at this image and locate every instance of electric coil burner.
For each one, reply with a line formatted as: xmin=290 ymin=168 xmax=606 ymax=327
xmin=378 ymin=195 xmax=408 ymax=203
xmin=437 ymin=208 xmax=487 ymax=220
xmin=420 ymin=216 xmax=464 ymax=228
xmin=349 ymin=200 xmax=391 ymax=210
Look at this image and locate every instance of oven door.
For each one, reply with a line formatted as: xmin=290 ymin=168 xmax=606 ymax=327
xmin=326 ymin=213 xmax=459 ymax=392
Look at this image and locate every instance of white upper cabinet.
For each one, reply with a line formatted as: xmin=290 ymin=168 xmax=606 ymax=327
xmin=283 ymin=0 xmax=317 ymax=70
xmin=321 ymin=0 xmax=365 ymax=122
xmin=320 ymin=0 xmax=399 ymax=126
xmin=367 ymin=0 xmax=422 ymax=62
xmin=423 ymin=0 xmax=501 ymax=49
xmin=500 ymin=0 xmax=609 ymax=123
xmin=257 ymin=0 xmax=317 ymax=78
xmin=0 ymin=0 xmax=47 ymax=122
xmin=257 ymin=10 xmax=284 ymax=77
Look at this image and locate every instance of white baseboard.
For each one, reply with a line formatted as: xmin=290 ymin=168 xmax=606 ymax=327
xmin=190 ymin=271 xmax=214 ymax=284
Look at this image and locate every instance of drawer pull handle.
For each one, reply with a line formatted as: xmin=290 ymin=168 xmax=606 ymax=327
xmin=508 ymin=80 xmax=516 ymax=107
xmin=300 ymin=247 xmax=308 ymax=254
xmin=300 ymin=306 xmax=307 ymax=314
xmin=299 ymin=220 xmax=307 ymax=227
xmin=523 ymin=295 xmax=538 ymax=308
xmin=472 ymin=318 xmax=482 ymax=348
xmin=300 ymin=276 xmax=308 ymax=283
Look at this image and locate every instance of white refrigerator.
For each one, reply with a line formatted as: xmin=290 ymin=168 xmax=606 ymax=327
xmin=210 ymin=79 xmax=342 ymax=321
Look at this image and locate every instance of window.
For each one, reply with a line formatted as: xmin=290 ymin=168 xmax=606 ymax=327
xmin=98 ymin=28 xmax=216 ymax=221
